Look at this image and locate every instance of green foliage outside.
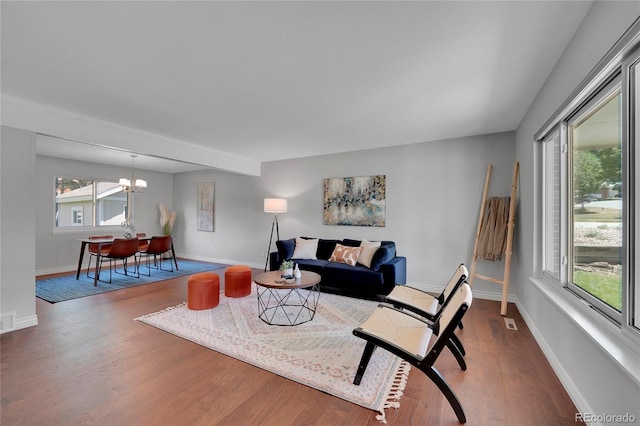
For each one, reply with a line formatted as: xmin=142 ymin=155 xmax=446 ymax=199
xmin=596 ymin=147 xmax=621 ymax=184
xmin=573 ymin=150 xmax=603 ymax=205
xmin=56 ymin=177 xmax=92 ymax=193
xmin=574 ymin=207 xmax=621 ymax=222
xmin=573 ymin=147 xmax=622 ymax=310
xmin=573 ymin=270 xmax=622 ymax=311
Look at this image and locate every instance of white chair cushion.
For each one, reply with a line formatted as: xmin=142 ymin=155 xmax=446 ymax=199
xmin=357 ymin=306 xmax=433 ymax=358
xmin=386 ymin=286 xmax=439 ymax=316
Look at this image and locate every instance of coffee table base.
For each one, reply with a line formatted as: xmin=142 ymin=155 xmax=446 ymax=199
xmin=257 ymin=284 xmax=320 ymax=326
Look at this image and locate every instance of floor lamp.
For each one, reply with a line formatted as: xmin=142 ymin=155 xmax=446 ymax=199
xmin=264 ymin=198 xmax=287 ymax=271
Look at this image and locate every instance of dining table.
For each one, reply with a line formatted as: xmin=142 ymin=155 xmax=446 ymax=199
xmin=76 ymin=236 xmax=178 ymax=286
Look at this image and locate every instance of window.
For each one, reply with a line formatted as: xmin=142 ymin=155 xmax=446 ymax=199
xmin=55 ymin=177 xmax=127 ymax=230
xmin=629 ymin=50 xmax=640 ymax=329
xmin=568 ymin=81 xmax=622 ymax=319
xmin=537 ymin=31 xmax=640 ymax=336
xmin=71 ymin=206 xmax=84 ymax=226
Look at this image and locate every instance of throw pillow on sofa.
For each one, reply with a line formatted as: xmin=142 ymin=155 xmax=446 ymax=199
xmin=358 ymin=239 xmax=382 ymax=268
xmin=276 ymin=238 xmax=296 ymax=260
xmin=370 ymin=243 xmax=396 ymax=271
xmin=292 ymin=237 xmax=319 ymax=259
xmin=329 ymin=243 xmax=363 ymax=266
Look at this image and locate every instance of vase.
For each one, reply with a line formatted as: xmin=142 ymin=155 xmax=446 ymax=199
xmin=282 ymin=268 xmax=293 ymax=278
xmin=294 ymin=264 xmax=302 ymax=279
xmin=121 ymin=219 xmax=135 ymax=239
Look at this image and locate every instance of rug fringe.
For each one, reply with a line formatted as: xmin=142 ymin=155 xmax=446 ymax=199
xmin=134 ymin=303 xmax=185 ymax=320
xmin=376 ymin=360 xmax=411 ymax=423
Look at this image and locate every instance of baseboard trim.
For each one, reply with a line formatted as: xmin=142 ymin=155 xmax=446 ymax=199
xmin=0 ymin=312 xmax=38 ymax=334
xmin=514 ymin=294 xmax=592 ymax=419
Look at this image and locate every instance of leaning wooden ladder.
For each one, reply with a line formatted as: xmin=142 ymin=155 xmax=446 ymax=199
xmin=469 ymin=162 xmax=519 ymax=316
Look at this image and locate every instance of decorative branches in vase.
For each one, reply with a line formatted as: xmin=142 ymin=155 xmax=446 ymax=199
xmin=159 ymin=204 xmax=176 ymax=236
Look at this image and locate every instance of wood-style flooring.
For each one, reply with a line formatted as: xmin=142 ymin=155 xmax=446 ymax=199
xmin=1 ymin=266 xmax=582 ymax=425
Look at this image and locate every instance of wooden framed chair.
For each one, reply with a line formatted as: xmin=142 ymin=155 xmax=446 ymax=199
xmin=385 ymin=263 xmax=468 ymax=321
xmin=95 ymin=237 xmax=140 ymax=284
xmin=353 ymin=283 xmax=473 ymax=424
xmin=86 ymin=235 xmax=113 ymax=278
xmin=384 ymin=263 xmax=468 ymax=362
xmin=138 ymin=235 xmax=173 ymax=275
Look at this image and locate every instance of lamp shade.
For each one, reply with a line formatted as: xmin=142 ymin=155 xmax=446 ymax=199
xmin=264 ymin=198 xmax=287 ymax=213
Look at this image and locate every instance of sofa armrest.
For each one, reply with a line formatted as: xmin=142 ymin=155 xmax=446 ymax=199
xmin=269 ymin=251 xmax=281 ymax=271
xmin=380 ymin=256 xmax=407 ymax=286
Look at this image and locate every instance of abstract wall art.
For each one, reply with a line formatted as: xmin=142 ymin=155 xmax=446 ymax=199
xmin=323 ymin=175 xmax=386 ymax=227
xmin=197 ymin=182 xmax=215 ymax=232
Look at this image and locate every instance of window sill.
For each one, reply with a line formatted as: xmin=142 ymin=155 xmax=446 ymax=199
xmin=528 ymin=276 xmax=640 ymax=386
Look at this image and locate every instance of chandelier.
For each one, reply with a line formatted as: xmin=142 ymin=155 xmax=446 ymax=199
xmin=119 ymin=154 xmax=146 ymax=238
xmin=119 ymin=154 xmax=147 ymax=193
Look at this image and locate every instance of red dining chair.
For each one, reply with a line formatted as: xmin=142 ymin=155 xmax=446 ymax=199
xmin=138 ymin=235 xmax=174 ymax=275
xmin=95 ymin=237 xmax=140 ymax=284
xmin=86 ymin=235 xmax=113 ymax=279
xmin=137 ymin=233 xmax=149 ymax=252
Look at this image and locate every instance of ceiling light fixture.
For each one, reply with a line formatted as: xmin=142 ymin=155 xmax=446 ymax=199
xmin=119 ymin=154 xmax=147 ymax=193
xmin=120 ymin=154 xmax=146 ymax=238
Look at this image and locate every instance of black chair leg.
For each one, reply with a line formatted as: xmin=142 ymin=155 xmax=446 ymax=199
xmin=96 ymin=256 xmax=113 ymax=284
xmin=446 ymin=339 xmax=467 ymax=371
xmin=86 ymin=253 xmax=94 ymax=278
xmin=450 ymin=333 xmax=466 ymax=356
xmin=353 ymin=341 xmax=377 ymax=385
xmin=425 ymin=366 xmax=467 ymax=424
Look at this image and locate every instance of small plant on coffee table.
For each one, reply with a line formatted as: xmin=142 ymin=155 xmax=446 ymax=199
xmin=280 ymin=260 xmax=295 ymax=278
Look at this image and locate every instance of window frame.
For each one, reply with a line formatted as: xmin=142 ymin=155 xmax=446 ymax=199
xmin=535 ymin=22 xmax=640 ymax=346
xmin=623 ymin=47 xmax=640 ymax=331
xmin=565 ymin=77 xmax=623 ymax=323
xmin=53 ymin=174 xmax=128 ymax=234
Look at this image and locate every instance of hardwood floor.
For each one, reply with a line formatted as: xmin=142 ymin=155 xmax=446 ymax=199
xmin=2 ymin=267 xmax=582 ymax=425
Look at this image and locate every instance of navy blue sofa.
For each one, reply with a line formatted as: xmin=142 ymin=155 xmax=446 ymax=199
xmin=269 ymin=237 xmax=407 ymax=301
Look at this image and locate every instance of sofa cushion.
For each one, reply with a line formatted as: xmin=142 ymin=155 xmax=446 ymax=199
xmin=329 ymin=244 xmax=363 ymax=266
xmin=317 ymin=239 xmax=340 ymax=260
xmin=358 ymin=239 xmax=382 ymax=268
xmin=323 ymin=262 xmax=384 ymax=285
xmin=292 ymin=237 xmax=318 ymax=259
xmin=294 ymin=259 xmax=330 ymax=275
xmin=370 ymin=242 xmax=396 ymax=271
xmin=276 ymin=238 xmax=296 ymax=260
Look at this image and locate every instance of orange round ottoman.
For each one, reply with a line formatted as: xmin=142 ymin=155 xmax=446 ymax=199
xmin=187 ymin=272 xmax=220 ymax=310
xmin=224 ymin=265 xmax=252 ymax=298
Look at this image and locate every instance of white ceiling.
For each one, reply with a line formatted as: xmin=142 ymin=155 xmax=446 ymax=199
xmin=1 ymin=1 xmax=593 ymax=171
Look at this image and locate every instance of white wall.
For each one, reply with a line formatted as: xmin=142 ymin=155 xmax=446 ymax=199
xmin=258 ymin=132 xmax=516 ymax=294
xmin=514 ymin=1 xmax=640 ymax=420
xmin=35 ymin=155 xmax=175 ymax=274
xmin=172 ymin=169 xmax=265 ymax=267
xmin=1 ymin=126 xmax=37 ymax=332
xmin=172 ymin=132 xmax=516 ymax=299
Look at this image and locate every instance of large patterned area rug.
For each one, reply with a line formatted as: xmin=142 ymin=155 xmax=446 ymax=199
xmin=37 ymin=260 xmax=226 ymax=303
xmin=135 ymin=285 xmax=410 ymax=422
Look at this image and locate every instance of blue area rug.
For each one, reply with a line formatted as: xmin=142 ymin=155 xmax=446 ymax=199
xmin=36 ymin=260 xmax=227 ymax=303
